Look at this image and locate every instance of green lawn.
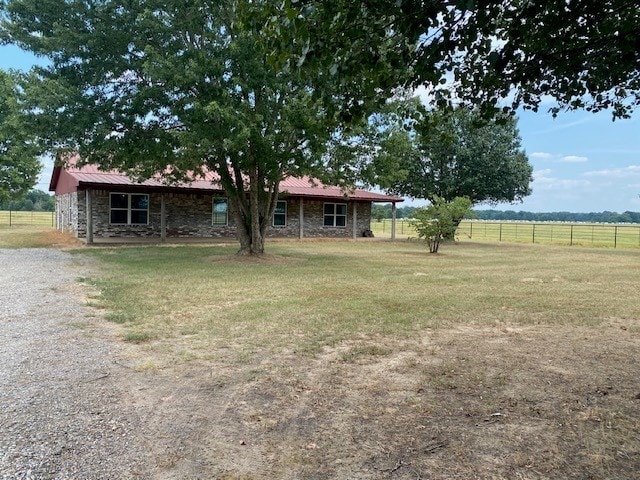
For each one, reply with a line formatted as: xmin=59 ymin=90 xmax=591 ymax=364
xmin=78 ymin=240 xmax=640 ymax=360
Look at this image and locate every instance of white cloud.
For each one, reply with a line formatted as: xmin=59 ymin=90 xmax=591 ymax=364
xmin=532 ymin=168 xmax=553 ymax=178
xmin=529 ymin=152 xmax=589 ymax=163
xmin=532 ymin=169 xmax=592 ymax=191
xmin=583 ymin=165 xmax=640 ymax=178
xmin=527 ymin=116 xmax=594 ymax=135
xmin=530 ymin=152 xmax=553 ymax=159
xmin=559 ymin=155 xmax=588 ymax=163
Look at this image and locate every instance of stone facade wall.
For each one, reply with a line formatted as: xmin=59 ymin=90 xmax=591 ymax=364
xmin=164 ymin=192 xmax=236 ymax=238
xmin=266 ymin=199 xmax=372 ymax=238
xmin=55 ymin=192 xmax=80 ymax=236
xmin=58 ymin=189 xmax=374 ymax=240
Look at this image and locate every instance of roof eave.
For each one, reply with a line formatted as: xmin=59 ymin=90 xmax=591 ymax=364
xmin=49 ymin=166 xmax=62 ymax=192
xmin=76 ymin=181 xmax=225 ymax=195
xmin=281 ymin=192 xmax=404 ymax=203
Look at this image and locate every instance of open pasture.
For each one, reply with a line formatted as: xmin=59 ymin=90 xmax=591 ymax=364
xmin=458 ymin=220 xmax=640 ymax=248
xmin=371 ymin=218 xmax=640 ymax=248
xmin=71 ymin=239 xmax=640 ymax=479
xmin=0 ymin=210 xmax=54 ymax=227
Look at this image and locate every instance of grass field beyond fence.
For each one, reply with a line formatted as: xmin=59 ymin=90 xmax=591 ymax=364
xmin=0 ymin=210 xmax=54 ymax=227
xmin=371 ymin=218 xmax=640 ymax=248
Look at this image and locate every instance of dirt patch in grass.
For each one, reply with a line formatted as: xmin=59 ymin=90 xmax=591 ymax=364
xmin=113 ymin=321 xmax=640 ymax=479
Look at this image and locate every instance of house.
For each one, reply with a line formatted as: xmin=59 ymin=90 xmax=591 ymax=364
xmin=49 ymin=162 xmax=403 ymax=243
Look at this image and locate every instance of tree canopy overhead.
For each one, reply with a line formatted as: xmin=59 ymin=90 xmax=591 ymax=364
xmin=265 ymin=0 xmax=640 ymax=119
xmin=0 ymin=69 xmax=41 ymax=204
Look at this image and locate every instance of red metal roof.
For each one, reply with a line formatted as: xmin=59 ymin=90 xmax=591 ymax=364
xmin=50 ymin=163 xmax=403 ymax=203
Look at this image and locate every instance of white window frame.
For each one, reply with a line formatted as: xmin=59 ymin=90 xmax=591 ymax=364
xmin=212 ymin=197 xmax=229 ymax=226
xmin=273 ymin=200 xmax=287 ymax=227
xmin=109 ymin=192 xmax=149 ymax=225
xmin=323 ymin=202 xmax=347 ymax=228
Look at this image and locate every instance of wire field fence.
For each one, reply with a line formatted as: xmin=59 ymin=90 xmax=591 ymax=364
xmin=371 ymin=219 xmax=640 ymax=248
xmin=0 ymin=210 xmax=55 ymax=227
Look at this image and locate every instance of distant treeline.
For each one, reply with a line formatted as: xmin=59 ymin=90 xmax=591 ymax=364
xmin=371 ymin=204 xmax=420 ymax=220
xmin=472 ymin=210 xmax=640 ymax=224
xmin=372 ymin=204 xmax=640 ymax=224
xmin=0 ymin=190 xmax=55 ymax=212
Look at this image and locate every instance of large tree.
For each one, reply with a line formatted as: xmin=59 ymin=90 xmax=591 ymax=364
xmin=264 ymin=0 xmax=640 ymax=119
xmin=0 ymin=69 xmax=41 ymax=204
xmin=1 ymin=0 xmax=354 ymax=255
xmin=362 ymin=103 xmax=533 ymax=206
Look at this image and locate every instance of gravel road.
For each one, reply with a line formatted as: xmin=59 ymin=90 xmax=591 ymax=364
xmin=0 ymin=249 xmax=148 ymax=479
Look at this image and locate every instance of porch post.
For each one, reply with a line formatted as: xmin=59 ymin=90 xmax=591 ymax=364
xmin=391 ymin=202 xmax=397 ymax=241
xmin=85 ymin=189 xmax=93 ymax=244
xmin=352 ymin=202 xmax=357 ymax=239
xmin=299 ymin=198 xmax=304 ymax=239
xmin=160 ymin=193 xmax=167 ymax=242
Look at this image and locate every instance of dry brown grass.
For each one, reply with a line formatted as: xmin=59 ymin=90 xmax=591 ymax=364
xmin=72 ymin=240 xmax=640 ymax=478
xmin=0 ymin=226 xmax=83 ymax=249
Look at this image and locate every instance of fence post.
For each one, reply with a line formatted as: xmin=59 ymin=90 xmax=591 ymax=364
xmin=532 ymin=224 xmax=535 ymax=244
xmin=499 ymin=223 xmax=502 ymax=242
xmin=470 ymin=222 xmax=473 ymax=239
xmin=614 ymin=226 xmax=618 ymax=248
xmin=9 ymin=209 xmax=11 ymax=227
xmin=570 ymin=225 xmax=573 ymax=246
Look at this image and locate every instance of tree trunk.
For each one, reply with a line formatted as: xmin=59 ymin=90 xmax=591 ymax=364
xmin=229 ymin=170 xmax=280 ymax=256
xmin=246 ymin=166 xmax=262 ymax=255
xmin=218 ymin=159 xmax=281 ymax=256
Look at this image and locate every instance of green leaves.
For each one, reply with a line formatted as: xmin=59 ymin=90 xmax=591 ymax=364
xmin=411 ymin=196 xmax=473 ymax=253
xmin=0 ymin=70 xmax=42 ymax=203
xmin=264 ymin=0 xmax=639 ymax=119
xmin=362 ymin=101 xmax=533 ymax=207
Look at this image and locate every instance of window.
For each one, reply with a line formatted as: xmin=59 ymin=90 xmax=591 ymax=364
xmin=212 ymin=197 xmax=228 ymax=225
xmin=323 ymin=202 xmax=347 ymax=227
xmin=110 ymin=193 xmax=149 ymax=225
xmin=273 ymin=200 xmax=287 ymax=227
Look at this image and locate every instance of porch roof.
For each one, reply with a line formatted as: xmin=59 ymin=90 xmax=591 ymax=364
xmin=50 ymin=163 xmax=403 ymax=203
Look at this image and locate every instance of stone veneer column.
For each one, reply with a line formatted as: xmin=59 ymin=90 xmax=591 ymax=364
xmin=85 ymin=189 xmax=93 ymax=244
xmin=160 ymin=194 xmax=167 ymax=242
xmin=299 ymin=199 xmax=304 ymax=239
xmin=352 ymin=202 xmax=357 ymax=239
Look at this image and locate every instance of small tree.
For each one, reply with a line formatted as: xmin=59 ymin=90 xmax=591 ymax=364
xmin=411 ymin=197 xmax=473 ymax=254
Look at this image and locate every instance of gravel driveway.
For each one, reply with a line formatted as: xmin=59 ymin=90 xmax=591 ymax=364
xmin=0 ymin=249 xmax=147 ymax=479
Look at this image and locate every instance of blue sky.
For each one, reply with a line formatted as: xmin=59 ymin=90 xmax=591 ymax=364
xmin=2 ymin=45 xmax=639 ymax=213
